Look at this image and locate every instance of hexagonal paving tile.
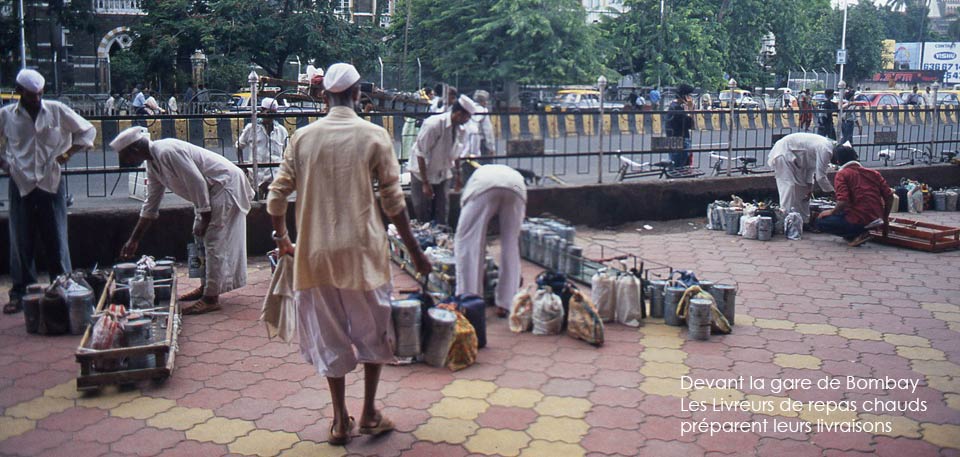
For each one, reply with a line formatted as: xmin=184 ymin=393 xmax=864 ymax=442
xmin=463 ymin=428 xmax=531 ymax=457
xmin=526 ymin=416 xmax=589 ymax=443
xmin=0 ymin=416 xmax=35 ymax=441
xmin=772 ymin=354 xmax=822 ymax=370
xmin=486 ymin=388 xmax=545 ymax=409
xmin=533 ymin=396 xmax=592 ymax=418
xmin=519 ymin=439 xmax=586 ymax=457
xmin=146 ymin=406 xmax=215 ymax=431
xmin=412 ymin=417 xmax=479 ymax=444
xmin=184 ymin=416 xmax=256 ymax=444
xmin=440 ymin=379 xmax=498 ymax=399
xmin=280 ymin=440 xmax=348 ymax=457
xmin=920 ymin=423 xmax=960 ymax=449
xmin=110 ymin=397 xmax=177 ymax=420
xmin=228 ymin=429 xmax=299 ymax=456
xmin=639 ymin=377 xmax=689 ymax=398
xmin=4 ymin=395 xmax=74 ymax=420
xmin=427 ymin=397 xmax=490 ymax=420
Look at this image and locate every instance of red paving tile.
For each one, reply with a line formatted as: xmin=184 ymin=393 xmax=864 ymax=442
xmin=75 ymin=416 xmax=146 ymax=444
xmin=255 ymin=406 xmax=321 ymax=433
xmin=155 ymin=440 xmax=230 ymax=457
xmin=402 ymin=441 xmax=470 ymax=457
xmin=474 ymin=405 xmax=539 ymax=430
xmin=37 ymin=407 xmax=109 ymax=433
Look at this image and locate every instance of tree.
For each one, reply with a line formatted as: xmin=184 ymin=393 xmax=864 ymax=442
xmin=389 ymin=0 xmax=603 ymax=90
xmin=767 ymin=0 xmax=833 ymax=81
xmin=821 ymin=2 xmax=886 ymax=85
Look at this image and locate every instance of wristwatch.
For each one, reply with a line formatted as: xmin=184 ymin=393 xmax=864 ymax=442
xmin=60 ymin=152 xmax=70 ymax=162
xmin=271 ymin=230 xmax=289 ymax=241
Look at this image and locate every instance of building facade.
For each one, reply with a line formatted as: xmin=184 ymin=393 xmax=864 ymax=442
xmin=3 ymin=0 xmax=393 ymax=94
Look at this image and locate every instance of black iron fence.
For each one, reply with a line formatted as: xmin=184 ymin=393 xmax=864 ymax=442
xmin=0 ymin=106 xmax=955 ymax=205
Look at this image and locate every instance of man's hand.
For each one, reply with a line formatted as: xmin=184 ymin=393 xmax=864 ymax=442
xmin=120 ymin=239 xmax=139 ymax=259
xmin=193 ymin=212 xmax=212 ymax=237
xmin=0 ymin=156 xmax=9 ymax=173
xmin=817 ymin=209 xmax=833 ymax=219
xmin=421 ymin=181 xmax=434 ymax=199
xmin=411 ymin=250 xmax=432 ymax=278
xmin=275 ymin=235 xmax=295 ymax=257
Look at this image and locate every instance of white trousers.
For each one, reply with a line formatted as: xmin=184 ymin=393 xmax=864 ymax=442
xmin=776 ymin=178 xmax=812 ymax=223
xmin=296 ymin=283 xmax=396 ymax=378
xmin=455 ymin=188 xmax=526 ymax=311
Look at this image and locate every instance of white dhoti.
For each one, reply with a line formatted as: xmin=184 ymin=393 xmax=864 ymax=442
xmin=198 ymin=190 xmax=248 ymax=295
xmin=775 ymin=178 xmax=813 ymax=222
xmin=455 ymin=188 xmax=526 ymax=311
xmin=296 ymin=283 xmax=396 ymax=378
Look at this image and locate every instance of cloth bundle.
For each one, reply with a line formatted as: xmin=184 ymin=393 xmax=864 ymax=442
xmin=615 ymin=273 xmax=642 ymax=328
xmin=260 ymin=253 xmax=297 ymax=343
xmin=675 ymin=286 xmax=732 ymax=335
xmin=590 ymin=270 xmax=617 ymax=323
xmin=784 ymin=211 xmax=803 ymax=240
xmin=509 ymin=288 xmax=534 ymax=333
xmin=437 ymin=303 xmax=478 ymax=371
xmin=532 ymin=287 xmax=564 ymax=335
xmin=567 ymin=290 xmax=604 ymax=346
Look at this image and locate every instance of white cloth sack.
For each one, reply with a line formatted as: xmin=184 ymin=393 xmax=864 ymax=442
xmin=741 ymin=216 xmax=760 ymax=239
xmin=532 ymin=288 xmax=564 ymax=335
xmin=590 ymin=270 xmax=617 ymax=323
xmin=615 ymin=274 xmax=642 ymax=327
xmin=908 ymin=187 xmax=923 ymax=214
xmin=260 ymin=255 xmax=297 ymax=343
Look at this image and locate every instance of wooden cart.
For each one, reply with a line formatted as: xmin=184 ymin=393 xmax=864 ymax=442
xmin=75 ymin=273 xmax=181 ymax=391
xmin=869 ymin=218 xmax=960 ymax=252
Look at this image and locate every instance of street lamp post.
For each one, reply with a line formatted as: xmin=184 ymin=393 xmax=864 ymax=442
xmin=597 ymin=75 xmax=607 ymax=184
xmin=248 ymin=69 xmax=260 ymax=199
xmin=837 ymin=80 xmax=846 ymax=143
xmin=727 ymin=78 xmax=736 ymax=176
xmin=931 ymin=81 xmax=941 ymax=157
xmin=18 ymin=0 xmax=26 ymax=69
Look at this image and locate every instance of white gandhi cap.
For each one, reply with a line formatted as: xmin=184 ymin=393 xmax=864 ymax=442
xmin=457 ymin=94 xmax=479 ymax=115
xmin=261 ymin=97 xmax=279 ymax=111
xmin=110 ymin=126 xmax=150 ymax=153
xmin=323 ymin=63 xmax=361 ymax=93
xmin=16 ymin=69 xmax=45 ymax=93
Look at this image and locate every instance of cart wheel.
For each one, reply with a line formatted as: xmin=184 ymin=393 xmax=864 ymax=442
xmin=152 ymin=375 xmax=170 ymax=385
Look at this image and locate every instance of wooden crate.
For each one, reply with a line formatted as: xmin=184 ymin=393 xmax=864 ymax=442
xmin=869 ymin=217 xmax=960 ymax=252
xmin=75 ymin=273 xmax=181 ymax=390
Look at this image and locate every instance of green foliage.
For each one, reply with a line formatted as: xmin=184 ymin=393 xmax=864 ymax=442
xmin=131 ymin=0 xmax=383 ymax=91
xmin=390 ymin=0 xmax=603 ymax=88
xmin=822 ymin=2 xmax=886 ymax=85
xmin=110 ymin=50 xmax=146 ymax=93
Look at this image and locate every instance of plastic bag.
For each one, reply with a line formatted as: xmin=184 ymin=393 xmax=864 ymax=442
xmin=509 ymin=288 xmax=534 ymax=333
xmin=567 ymin=290 xmax=604 ymax=347
xmin=590 ymin=270 xmax=617 ymax=323
xmin=784 ymin=211 xmax=803 ymax=240
xmin=129 ymin=272 xmax=155 ymax=309
xmin=908 ymin=187 xmax=923 ymax=214
xmin=532 ymin=287 xmax=564 ymax=335
xmin=741 ymin=216 xmax=760 ymax=239
xmin=615 ymin=274 xmax=642 ymax=328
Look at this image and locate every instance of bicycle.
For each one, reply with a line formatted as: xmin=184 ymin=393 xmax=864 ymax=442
xmin=710 ymin=153 xmax=774 ymax=176
xmin=879 ymin=146 xmax=933 ymax=166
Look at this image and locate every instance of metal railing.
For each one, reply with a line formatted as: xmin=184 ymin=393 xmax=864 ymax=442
xmin=0 ymin=105 xmax=955 ymax=206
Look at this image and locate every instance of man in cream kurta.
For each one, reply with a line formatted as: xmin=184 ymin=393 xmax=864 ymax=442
xmin=267 ymin=63 xmax=431 ymax=446
xmin=1 ymin=69 xmax=96 ymax=314
xmin=113 ymin=127 xmax=253 ymax=314
xmin=767 ymin=132 xmax=836 ymax=222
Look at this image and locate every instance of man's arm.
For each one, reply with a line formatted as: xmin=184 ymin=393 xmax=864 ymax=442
xmin=121 ymin=217 xmax=154 ymax=259
xmin=56 ymin=104 xmax=96 ymax=164
xmin=267 ymin=135 xmax=298 ymax=256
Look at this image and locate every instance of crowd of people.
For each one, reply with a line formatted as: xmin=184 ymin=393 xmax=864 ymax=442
xmin=100 ymin=82 xmax=211 ymax=116
xmin=1 ymin=65 xmax=530 ymax=446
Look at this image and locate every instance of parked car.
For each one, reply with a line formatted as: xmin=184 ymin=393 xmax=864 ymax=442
xmin=715 ymin=89 xmax=761 ymax=109
xmin=812 ymin=91 xmax=840 ymax=108
xmin=543 ymin=89 xmax=624 ymax=112
xmin=899 ymin=91 xmax=929 ymax=106
xmin=851 ymin=91 xmax=902 ymax=108
xmin=935 ymin=90 xmax=960 ymax=106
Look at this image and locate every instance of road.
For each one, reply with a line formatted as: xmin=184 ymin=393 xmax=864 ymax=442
xmin=0 ymin=120 xmax=950 ymax=206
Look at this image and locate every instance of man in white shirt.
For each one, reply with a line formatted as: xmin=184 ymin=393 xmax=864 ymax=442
xmin=454 ymin=165 xmax=527 ymax=318
xmin=0 ymin=69 xmax=96 ymax=314
xmin=113 ymin=127 xmax=254 ymax=315
xmin=407 ymin=94 xmax=477 ymax=224
xmin=131 ymin=86 xmax=147 ymax=115
xmin=767 ymin=132 xmax=836 ymax=222
xmin=237 ymin=97 xmax=288 ymax=193
xmin=167 ymin=94 xmax=179 ymax=115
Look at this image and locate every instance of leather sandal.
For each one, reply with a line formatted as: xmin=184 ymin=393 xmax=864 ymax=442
xmin=358 ymin=413 xmax=395 ymax=436
xmin=329 ymin=416 xmax=355 ymax=446
xmin=181 ymin=298 xmax=222 ymax=315
xmin=3 ymin=299 xmax=22 ymax=315
xmin=177 ymin=287 xmax=204 ymax=301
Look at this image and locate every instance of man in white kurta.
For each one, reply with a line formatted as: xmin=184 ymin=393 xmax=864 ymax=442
xmin=455 ymin=165 xmax=527 ymax=317
xmin=113 ymin=127 xmax=253 ymax=314
xmin=237 ymin=97 xmax=288 ymax=190
xmin=407 ymin=94 xmax=476 ymax=224
xmin=767 ymin=132 xmax=835 ymax=222
xmin=0 ymin=69 xmax=96 ymax=314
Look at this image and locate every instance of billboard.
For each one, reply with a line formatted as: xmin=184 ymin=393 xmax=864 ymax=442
xmin=922 ymin=42 xmax=960 ymax=83
xmin=893 ymin=42 xmax=921 ymax=70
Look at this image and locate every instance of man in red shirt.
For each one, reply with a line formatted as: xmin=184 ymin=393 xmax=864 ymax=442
xmin=815 ymin=144 xmax=894 ymax=246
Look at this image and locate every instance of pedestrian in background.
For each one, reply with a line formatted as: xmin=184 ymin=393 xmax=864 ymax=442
xmin=267 ymin=62 xmax=431 ymax=446
xmin=167 ymin=93 xmax=179 ymax=115
xmin=799 ymin=89 xmax=813 ymax=131
xmin=237 ymin=97 xmax=288 ymax=194
xmin=103 ymin=93 xmax=116 ymax=116
xmin=817 ymin=89 xmax=837 ymax=140
xmin=839 ymin=90 xmax=861 ymax=145
xmin=131 ymin=84 xmax=147 ymax=115
xmin=665 ymin=84 xmax=695 ymax=168
xmin=0 ymin=69 xmax=96 ymax=314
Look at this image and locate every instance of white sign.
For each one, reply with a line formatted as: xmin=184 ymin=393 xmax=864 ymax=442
xmin=894 ymin=42 xmax=922 ymax=70
xmin=922 ymin=42 xmax=960 ymax=83
xmin=836 ymin=49 xmax=847 ymax=65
